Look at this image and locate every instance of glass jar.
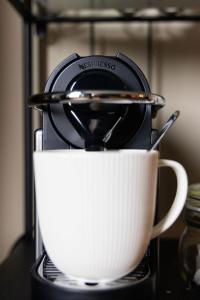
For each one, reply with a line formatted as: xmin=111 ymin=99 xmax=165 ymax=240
xmin=179 ymin=184 xmax=200 ymax=289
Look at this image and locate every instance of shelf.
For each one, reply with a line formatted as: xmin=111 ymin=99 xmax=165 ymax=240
xmin=8 ymin=0 xmax=200 ymax=23
xmin=34 ymin=0 xmax=200 ymax=13
xmin=0 ymin=238 xmax=199 ymax=299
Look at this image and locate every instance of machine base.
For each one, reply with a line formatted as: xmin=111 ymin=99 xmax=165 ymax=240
xmin=31 ymin=254 xmax=156 ymax=300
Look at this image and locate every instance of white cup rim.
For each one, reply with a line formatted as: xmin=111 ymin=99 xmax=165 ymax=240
xmin=34 ymin=149 xmax=159 ymax=155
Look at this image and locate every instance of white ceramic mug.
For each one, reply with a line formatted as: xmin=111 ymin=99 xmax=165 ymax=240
xmin=34 ymin=149 xmax=188 ymax=283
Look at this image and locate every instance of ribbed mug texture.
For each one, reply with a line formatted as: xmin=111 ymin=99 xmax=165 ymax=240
xmin=34 ymin=150 xmax=158 ymax=282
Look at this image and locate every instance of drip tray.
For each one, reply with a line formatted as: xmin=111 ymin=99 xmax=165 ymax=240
xmin=38 ymin=255 xmax=150 ymax=291
xmin=32 ymin=254 xmax=155 ymax=300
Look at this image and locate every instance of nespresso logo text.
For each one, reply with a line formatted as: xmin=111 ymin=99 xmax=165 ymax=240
xmin=79 ymin=60 xmax=116 ymax=71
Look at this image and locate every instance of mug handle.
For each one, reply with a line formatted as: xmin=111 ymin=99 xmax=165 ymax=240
xmin=151 ymin=159 xmax=188 ymax=239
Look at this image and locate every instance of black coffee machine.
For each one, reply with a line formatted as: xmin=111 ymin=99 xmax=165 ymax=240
xmin=30 ymin=53 xmax=165 ymax=300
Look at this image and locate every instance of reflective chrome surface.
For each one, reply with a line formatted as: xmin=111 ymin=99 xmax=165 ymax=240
xmin=35 ymin=129 xmax=44 ymax=259
xmin=38 ymin=255 xmax=150 ymax=291
xmin=29 ymin=91 xmax=165 ymax=110
xmin=148 ymin=110 xmax=180 ymax=151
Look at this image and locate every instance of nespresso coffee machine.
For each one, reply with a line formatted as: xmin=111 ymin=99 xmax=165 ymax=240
xmin=30 ymin=53 xmax=165 ymax=300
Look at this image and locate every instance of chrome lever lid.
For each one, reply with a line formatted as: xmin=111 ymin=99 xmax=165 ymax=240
xmin=29 ymin=90 xmax=165 ymax=150
xmin=29 ymin=90 xmax=165 ymax=111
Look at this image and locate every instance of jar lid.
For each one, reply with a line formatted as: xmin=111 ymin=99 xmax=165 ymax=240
xmin=186 ymin=184 xmax=200 ymax=212
xmin=188 ymin=184 xmax=200 ymax=200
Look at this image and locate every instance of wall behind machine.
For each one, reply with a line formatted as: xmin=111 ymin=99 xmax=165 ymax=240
xmin=0 ymin=0 xmax=24 ymax=263
xmin=47 ymin=21 xmax=200 ymax=237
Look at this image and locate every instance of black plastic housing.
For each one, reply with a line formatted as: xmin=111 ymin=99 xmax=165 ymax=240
xmin=31 ymin=53 xmax=159 ymax=300
xmin=42 ymin=53 xmax=152 ymax=150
